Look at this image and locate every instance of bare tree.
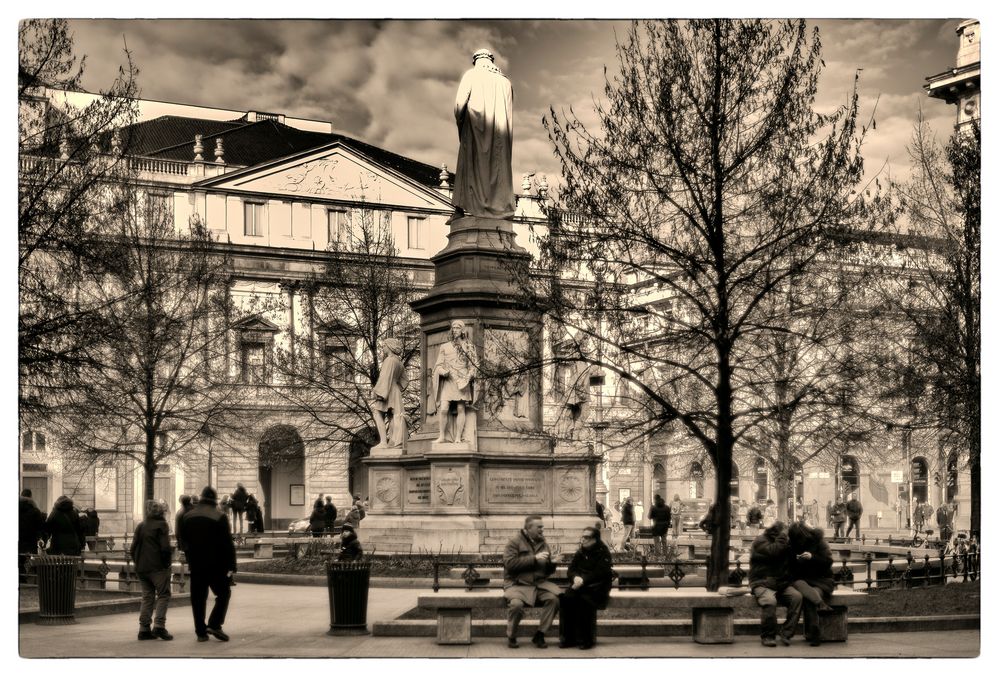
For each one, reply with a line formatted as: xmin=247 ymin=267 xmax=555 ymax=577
xmin=49 ymin=193 xmax=239 ymax=504
xmin=19 ymin=19 xmax=139 ymax=419
xmin=271 ymin=207 xmax=423 ymax=461
xmin=873 ymin=118 xmax=980 ymax=535
xmin=533 ymin=20 xmax=866 ymax=588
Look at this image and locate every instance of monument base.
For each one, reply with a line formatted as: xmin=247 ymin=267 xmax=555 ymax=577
xmin=359 ymin=513 xmax=604 ymax=555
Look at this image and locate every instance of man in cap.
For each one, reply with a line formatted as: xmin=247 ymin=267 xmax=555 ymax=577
xmin=178 ymin=486 xmax=236 ymax=642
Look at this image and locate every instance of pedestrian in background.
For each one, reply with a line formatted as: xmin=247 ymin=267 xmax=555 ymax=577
xmin=309 ymin=498 xmax=326 ymax=538
xmin=830 ymin=499 xmax=847 ymax=539
xmin=337 ymin=524 xmax=363 ymax=561
xmin=178 ymin=486 xmax=236 ymax=642
xmin=230 ymin=483 xmax=248 ymax=535
xmin=130 ymin=500 xmax=174 ymax=641
xmin=763 ymin=499 xmax=777 ymax=528
xmin=323 ymin=495 xmax=338 ymax=533
xmin=648 ymin=494 xmax=671 ymax=556
xmin=19 ymin=489 xmax=45 ymax=580
xmin=620 ymin=496 xmax=635 ymax=550
xmin=845 ymin=494 xmax=863 ymax=540
xmin=175 ymin=495 xmax=193 ymax=553
xmin=595 ymin=500 xmax=607 ymax=528
xmin=670 ymin=494 xmax=684 ymax=539
xmin=45 ymin=495 xmax=84 ymax=556
xmin=247 ymin=494 xmax=265 ymax=533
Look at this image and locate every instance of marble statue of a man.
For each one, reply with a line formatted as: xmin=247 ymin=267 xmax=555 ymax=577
xmin=429 ymin=320 xmax=477 ymax=443
xmin=369 ymin=337 xmax=408 ymax=448
xmin=453 ymin=49 xmax=515 ymax=220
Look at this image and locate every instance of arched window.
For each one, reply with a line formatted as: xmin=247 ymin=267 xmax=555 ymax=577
xmin=730 ymin=461 xmax=740 ymax=499
xmin=754 ymin=458 xmax=768 ymax=502
xmin=911 ymin=457 xmax=929 ymax=504
xmin=690 ymin=461 xmax=704 ymax=499
xmin=840 ymin=455 xmax=860 ymax=498
xmin=946 ymin=452 xmax=959 ymax=502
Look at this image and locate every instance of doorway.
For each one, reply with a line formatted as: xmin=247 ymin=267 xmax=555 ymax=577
xmin=258 ymin=425 xmax=305 ymax=530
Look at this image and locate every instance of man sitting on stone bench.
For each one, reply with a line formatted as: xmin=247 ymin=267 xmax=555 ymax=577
xmin=749 ymin=520 xmax=802 ymax=647
xmin=503 ymin=515 xmax=560 ymax=649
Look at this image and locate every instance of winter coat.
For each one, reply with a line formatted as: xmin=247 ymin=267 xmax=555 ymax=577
xmin=130 ymin=515 xmax=173 ymax=574
xmin=566 ymin=540 xmax=614 ymax=610
xmin=502 ymin=529 xmax=561 ymax=605
xmin=19 ymin=495 xmax=46 ymax=553
xmin=935 ymin=505 xmax=952 ymax=527
xmin=178 ymin=500 xmax=237 ymax=574
xmin=309 ymin=506 xmax=326 ymax=533
xmin=175 ymin=505 xmax=192 ymax=552
xmin=324 ymin=501 xmax=337 ymax=529
xmin=747 ymin=506 xmax=763 ymax=526
xmin=830 ymin=502 xmax=847 ymax=524
xmin=45 ymin=496 xmax=85 ymax=556
xmin=86 ymin=509 xmax=100 ymax=536
xmin=789 ymin=524 xmax=836 ymax=597
xmin=846 ymin=499 xmax=863 ymax=520
xmin=230 ymin=486 xmax=248 ymax=513
xmin=748 ymin=526 xmax=793 ymax=590
xmin=648 ymin=503 xmax=672 ymax=536
xmin=338 ymin=531 xmax=363 ymax=561
xmin=343 ymin=507 xmax=362 ymax=529
xmin=621 ymin=501 xmax=635 ymax=526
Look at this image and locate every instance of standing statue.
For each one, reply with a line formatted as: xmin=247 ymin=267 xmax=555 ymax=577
xmin=453 ymin=49 xmax=515 ymax=220
xmin=429 ymin=320 xmax=478 ymax=443
xmin=369 ymin=338 xmax=408 ymax=448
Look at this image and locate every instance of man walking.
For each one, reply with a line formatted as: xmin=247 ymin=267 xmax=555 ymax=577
xmin=620 ymin=496 xmax=636 ymax=550
xmin=130 ymin=500 xmax=174 ymax=641
xmin=749 ymin=521 xmax=803 ymax=647
xmin=503 ymin=515 xmax=560 ymax=648
xmin=845 ymin=494 xmax=864 ymax=540
xmin=178 ymin=486 xmax=236 ymax=642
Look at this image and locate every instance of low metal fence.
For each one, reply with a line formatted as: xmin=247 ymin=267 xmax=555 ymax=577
xmin=430 ymin=549 xmax=980 ymax=593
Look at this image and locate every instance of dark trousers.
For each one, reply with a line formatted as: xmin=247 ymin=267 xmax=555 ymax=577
xmin=751 ymin=585 xmax=803 ymax=639
xmin=792 ymin=580 xmax=829 ymax=641
xmin=558 ymin=591 xmax=598 ymax=646
xmin=833 ymin=522 xmax=844 ymax=538
xmin=138 ymin=569 xmax=172 ymax=630
xmin=845 ymin=517 xmax=860 ymax=538
xmin=189 ymin=568 xmax=231 ymax=636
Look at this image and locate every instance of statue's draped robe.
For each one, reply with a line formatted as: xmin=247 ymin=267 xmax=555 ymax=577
xmin=429 ymin=340 xmax=475 ymax=415
xmin=453 ymin=60 xmax=515 ymax=219
xmin=371 ymin=353 xmax=408 ymax=447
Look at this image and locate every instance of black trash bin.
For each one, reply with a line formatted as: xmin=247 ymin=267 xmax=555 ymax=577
xmin=326 ymin=560 xmax=371 ymax=635
xmin=32 ymin=555 xmax=80 ymax=625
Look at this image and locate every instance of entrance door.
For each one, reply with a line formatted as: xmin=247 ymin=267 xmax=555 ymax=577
xmin=22 ymin=476 xmax=48 ymax=514
xmin=258 ymin=425 xmax=305 ymax=530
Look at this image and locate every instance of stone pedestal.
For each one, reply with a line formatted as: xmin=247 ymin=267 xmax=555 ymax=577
xmin=362 ymin=213 xmax=599 ymax=554
xmin=692 ymin=607 xmax=735 ymax=644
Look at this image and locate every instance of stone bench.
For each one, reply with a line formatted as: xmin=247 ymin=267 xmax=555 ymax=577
xmin=253 ymin=540 xmax=276 ymax=559
xmin=417 ymin=588 xmax=869 ymax=645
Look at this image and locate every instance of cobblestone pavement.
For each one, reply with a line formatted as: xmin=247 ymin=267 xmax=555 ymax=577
xmin=18 ymin=583 xmax=979 ymax=659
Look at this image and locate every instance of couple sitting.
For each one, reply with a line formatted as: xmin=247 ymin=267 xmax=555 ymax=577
xmin=750 ymin=520 xmax=836 ymax=647
xmin=502 ymin=515 xmax=613 ymax=650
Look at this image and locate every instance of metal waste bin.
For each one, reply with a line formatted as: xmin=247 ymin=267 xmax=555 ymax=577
xmin=326 ymin=560 xmax=371 ymax=635
xmin=32 ymin=555 xmax=80 ymax=625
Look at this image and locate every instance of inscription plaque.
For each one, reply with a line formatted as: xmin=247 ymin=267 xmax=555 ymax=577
xmin=485 ymin=469 xmax=546 ymax=504
xmin=407 ymin=471 xmax=432 ymax=505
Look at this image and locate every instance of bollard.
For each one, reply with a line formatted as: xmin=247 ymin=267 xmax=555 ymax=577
xmin=33 ymin=555 xmax=80 ymax=625
xmin=326 ymin=561 xmax=371 ymax=636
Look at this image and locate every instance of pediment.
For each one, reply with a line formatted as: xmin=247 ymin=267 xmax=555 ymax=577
xmin=234 ymin=314 xmax=280 ymax=333
xmin=196 ymin=143 xmax=451 ymax=211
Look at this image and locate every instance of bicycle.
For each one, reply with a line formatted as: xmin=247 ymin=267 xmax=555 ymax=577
xmin=909 ymin=526 xmax=935 ymax=548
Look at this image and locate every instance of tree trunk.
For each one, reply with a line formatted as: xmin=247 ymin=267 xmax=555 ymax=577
xmin=144 ymin=427 xmax=156 ymax=506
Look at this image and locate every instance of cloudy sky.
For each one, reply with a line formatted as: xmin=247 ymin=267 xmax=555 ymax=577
xmin=65 ymin=18 xmax=964 ymax=186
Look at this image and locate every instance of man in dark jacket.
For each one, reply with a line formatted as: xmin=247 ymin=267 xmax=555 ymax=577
xmin=229 ymin=483 xmax=248 ymax=535
xmin=845 ymin=494 xmax=863 ymax=540
xmin=19 ymin=489 xmax=45 ymax=580
xmin=45 ymin=495 xmax=85 ymax=556
xmin=648 ymin=495 xmax=672 ymax=555
xmin=503 ymin=515 xmax=560 ymax=649
xmin=130 ymin=500 xmax=174 ymax=640
xmin=749 ymin=521 xmax=803 ymax=647
xmin=620 ymin=497 xmax=636 ymax=550
xmin=178 ymin=486 xmax=237 ymax=642
xmin=830 ymin=499 xmax=847 ymax=538
xmin=323 ymin=495 xmax=337 ymax=533
xmin=175 ymin=495 xmax=194 ymax=554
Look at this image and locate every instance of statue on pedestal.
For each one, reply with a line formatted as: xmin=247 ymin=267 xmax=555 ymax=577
xmin=453 ymin=49 xmax=515 ymax=220
xmin=369 ymin=338 xmax=408 ymax=448
xmin=429 ymin=320 xmax=478 ymax=443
